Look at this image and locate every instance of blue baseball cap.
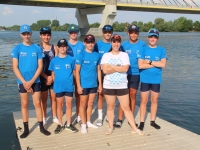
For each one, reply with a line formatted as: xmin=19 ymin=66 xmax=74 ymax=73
xmin=20 ymin=24 xmax=31 ymax=33
xmin=102 ymin=25 xmax=113 ymax=32
xmin=148 ymin=28 xmax=159 ymax=37
xmin=128 ymin=24 xmax=139 ymax=32
xmin=68 ymin=24 xmax=79 ymax=33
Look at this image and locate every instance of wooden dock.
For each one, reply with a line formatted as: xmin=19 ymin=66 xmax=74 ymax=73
xmin=13 ymin=105 xmax=200 ymax=150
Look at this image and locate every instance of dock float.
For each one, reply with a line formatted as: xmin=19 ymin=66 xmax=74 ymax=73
xmin=13 ymin=106 xmax=200 ymax=150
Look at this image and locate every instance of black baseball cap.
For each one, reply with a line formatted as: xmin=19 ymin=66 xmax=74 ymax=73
xmin=57 ymin=39 xmax=68 ymax=47
xmin=128 ymin=25 xmax=139 ymax=32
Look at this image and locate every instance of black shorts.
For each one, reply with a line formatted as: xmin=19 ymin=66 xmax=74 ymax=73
xmin=56 ymin=92 xmax=73 ymax=98
xmin=81 ymin=87 xmax=97 ymax=95
xmin=18 ymin=83 xmax=41 ymax=93
xmin=40 ymin=77 xmax=53 ymax=92
xmin=140 ymin=83 xmax=160 ymax=93
xmin=127 ymin=74 xmax=140 ymax=89
xmin=103 ymin=88 xmax=129 ymax=96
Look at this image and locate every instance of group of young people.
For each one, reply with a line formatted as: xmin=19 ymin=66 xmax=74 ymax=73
xmin=10 ymin=23 xmax=167 ymax=138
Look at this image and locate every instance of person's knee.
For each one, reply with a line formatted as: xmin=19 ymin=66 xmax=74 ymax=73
xmin=121 ymin=105 xmax=131 ymax=112
xmin=140 ymin=99 xmax=148 ymax=105
xmin=151 ymin=99 xmax=158 ymax=104
xmin=66 ymin=101 xmax=72 ymax=109
xmin=21 ymin=102 xmax=28 ymax=109
xmin=107 ymin=105 xmax=115 ymax=111
xmin=57 ymin=102 xmax=63 ymax=109
xmin=87 ymin=100 xmax=94 ymax=107
xmin=34 ymin=101 xmax=41 ymax=108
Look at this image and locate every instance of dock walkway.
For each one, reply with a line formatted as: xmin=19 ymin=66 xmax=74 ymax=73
xmin=13 ymin=105 xmax=200 ymax=150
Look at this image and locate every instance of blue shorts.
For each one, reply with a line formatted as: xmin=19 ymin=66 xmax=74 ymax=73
xmin=40 ymin=77 xmax=53 ymax=92
xmin=18 ymin=83 xmax=41 ymax=93
xmin=81 ymin=87 xmax=97 ymax=95
xmin=140 ymin=83 xmax=160 ymax=93
xmin=127 ymin=74 xmax=140 ymax=89
xmin=56 ymin=92 xmax=73 ymax=98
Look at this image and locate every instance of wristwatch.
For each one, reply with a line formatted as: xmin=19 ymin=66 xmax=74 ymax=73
xmin=149 ymin=60 xmax=152 ymax=65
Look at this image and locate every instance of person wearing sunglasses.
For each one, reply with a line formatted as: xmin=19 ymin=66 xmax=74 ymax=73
xmin=138 ymin=28 xmax=167 ymax=131
xmin=101 ymin=34 xmax=144 ymax=135
xmin=10 ymin=24 xmax=51 ymax=138
xmin=49 ymin=39 xmax=78 ymax=134
xmin=114 ymin=25 xmax=146 ymax=128
xmin=67 ymin=24 xmax=85 ymax=125
xmin=76 ymin=34 xmax=102 ymax=133
xmin=93 ymin=25 xmax=113 ymax=126
xmin=39 ymin=27 xmax=58 ymax=126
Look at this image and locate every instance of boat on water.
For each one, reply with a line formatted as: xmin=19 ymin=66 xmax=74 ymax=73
xmin=0 ymin=29 xmax=5 ymax=31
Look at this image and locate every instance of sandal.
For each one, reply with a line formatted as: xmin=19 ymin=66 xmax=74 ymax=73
xmin=131 ymin=129 xmax=145 ymax=136
xmin=114 ymin=119 xmax=122 ymax=128
xmin=106 ymin=128 xmax=113 ymax=135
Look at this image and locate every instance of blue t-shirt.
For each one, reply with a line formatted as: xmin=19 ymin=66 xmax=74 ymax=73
xmin=67 ymin=41 xmax=84 ymax=59
xmin=48 ymin=55 xmax=75 ymax=93
xmin=76 ymin=50 xmax=101 ymax=88
xmin=139 ymin=46 xmax=168 ymax=84
xmin=121 ymin=40 xmax=146 ymax=75
xmin=94 ymin=40 xmax=111 ymax=58
xmin=10 ymin=43 xmax=44 ymax=84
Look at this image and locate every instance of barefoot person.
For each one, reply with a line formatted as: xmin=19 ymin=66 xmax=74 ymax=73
xmin=39 ymin=27 xmax=58 ymax=125
xmin=101 ymin=34 xmax=144 ymax=135
xmin=114 ymin=25 xmax=146 ymax=128
xmin=49 ymin=39 xmax=78 ymax=134
xmin=10 ymin=24 xmax=51 ymax=138
xmin=138 ymin=28 xmax=167 ymax=131
xmin=67 ymin=24 xmax=85 ymax=124
xmin=94 ymin=25 xmax=113 ymax=126
xmin=76 ymin=34 xmax=102 ymax=133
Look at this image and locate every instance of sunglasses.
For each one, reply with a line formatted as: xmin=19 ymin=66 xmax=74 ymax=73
xmin=84 ymin=35 xmax=95 ymax=41
xmin=149 ymin=30 xmax=159 ymax=36
xmin=41 ymin=27 xmax=51 ymax=32
xmin=111 ymin=34 xmax=121 ymax=41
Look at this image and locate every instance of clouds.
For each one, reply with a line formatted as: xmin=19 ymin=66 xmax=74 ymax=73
xmin=32 ymin=9 xmax=43 ymax=14
xmin=2 ymin=7 xmax=13 ymax=16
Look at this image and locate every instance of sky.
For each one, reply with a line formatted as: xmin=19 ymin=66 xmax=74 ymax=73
xmin=0 ymin=2 xmax=200 ymax=27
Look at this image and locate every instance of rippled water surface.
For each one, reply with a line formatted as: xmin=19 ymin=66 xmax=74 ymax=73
xmin=0 ymin=31 xmax=200 ymax=149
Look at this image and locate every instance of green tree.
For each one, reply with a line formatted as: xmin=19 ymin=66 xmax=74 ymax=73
xmin=51 ymin=20 xmax=60 ymax=27
xmin=90 ymin=22 xmax=100 ymax=28
xmin=131 ymin=21 xmax=137 ymax=25
xmin=30 ymin=23 xmax=38 ymax=31
xmin=154 ymin=18 xmax=165 ymax=31
xmin=176 ymin=17 xmax=193 ymax=32
xmin=37 ymin=20 xmax=51 ymax=29
xmin=193 ymin=21 xmax=200 ymax=31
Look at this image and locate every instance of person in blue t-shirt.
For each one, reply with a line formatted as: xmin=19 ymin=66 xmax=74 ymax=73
xmin=76 ymin=34 xmax=102 ymax=133
xmin=94 ymin=25 xmax=113 ymax=126
xmin=67 ymin=24 xmax=85 ymax=124
xmin=138 ymin=28 xmax=167 ymax=131
xmin=10 ymin=24 xmax=51 ymax=138
xmin=49 ymin=39 xmax=78 ymax=134
xmin=39 ymin=27 xmax=58 ymax=126
xmin=114 ymin=25 xmax=146 ymax=128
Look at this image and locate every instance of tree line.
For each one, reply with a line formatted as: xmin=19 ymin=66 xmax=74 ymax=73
xmin=2 ymin=17 xmax=200 ymax=32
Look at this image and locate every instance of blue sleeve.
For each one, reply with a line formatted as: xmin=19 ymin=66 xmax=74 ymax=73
xmin=97 ymin=54 xmax=101 ymax=65
xmin=120 ymin=45 xmax=125 ymax=52
xmin=137 ymin=46 xmax=145 ymax=60
xmin=93 ymin=43 xmax=98 ymax=52
xmin=72 ymin=58 xmax=76 ymax=70
xmin=10 ymin=45 xmax=19 ymax=59
xmin=76 ymin=52 xmax=83 ymax=65
xmin=161 ymin=47 xmax=168 ymax=60
xmin=36 ymin=45 xmax=44 ymax=59
xmin=48 ymin=59 xmax=54 ymax=71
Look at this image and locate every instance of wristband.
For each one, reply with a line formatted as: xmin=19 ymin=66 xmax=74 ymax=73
xmin=149 ymin=60 xmax=152 ymax=65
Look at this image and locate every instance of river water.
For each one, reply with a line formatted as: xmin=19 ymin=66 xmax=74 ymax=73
xmin=0 ymin=31 xmax=199 ymax=149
